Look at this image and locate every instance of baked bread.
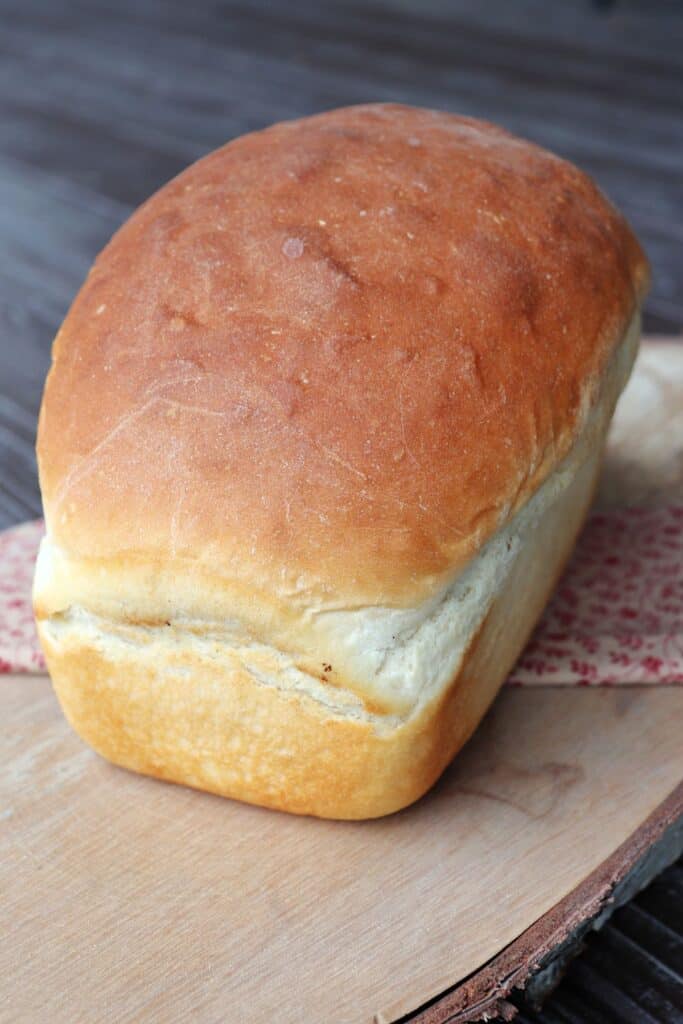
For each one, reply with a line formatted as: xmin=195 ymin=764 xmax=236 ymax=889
xmin=34 ymin=104 xmax=648 ymax=819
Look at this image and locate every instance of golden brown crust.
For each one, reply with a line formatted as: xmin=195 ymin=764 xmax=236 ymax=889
xmin=37 ymin=103 xmax=648 ymax=608
xmin=38 ymin=439 xmax=602 ymax=819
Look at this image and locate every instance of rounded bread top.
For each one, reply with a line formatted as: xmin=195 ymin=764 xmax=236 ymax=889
xmin=38 ymin=104 xmax=648 ymax=609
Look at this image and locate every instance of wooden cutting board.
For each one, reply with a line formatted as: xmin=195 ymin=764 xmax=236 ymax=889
xmin=1 ymin=342 xmax=682 ymax=1024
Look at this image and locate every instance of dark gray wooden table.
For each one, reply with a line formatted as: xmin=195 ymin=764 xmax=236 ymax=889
xmin=1 ymin=1 xmax=681 ymax=1020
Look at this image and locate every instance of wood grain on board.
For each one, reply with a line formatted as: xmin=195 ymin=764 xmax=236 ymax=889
xmin=409 ymin=785 xmax=683 ymax=1023
xmin=1 ymin=681 xmax=681 ymax=1024
xmin=597 ymin=339 xmax=683 ymax=510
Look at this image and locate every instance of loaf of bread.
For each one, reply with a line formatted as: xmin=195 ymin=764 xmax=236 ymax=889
xmin=34 ymin=104 xmax=648 ymax=818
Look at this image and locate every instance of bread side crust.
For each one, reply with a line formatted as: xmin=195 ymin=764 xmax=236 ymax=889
xmin=38 ymin=442 xmax=602 ymax=819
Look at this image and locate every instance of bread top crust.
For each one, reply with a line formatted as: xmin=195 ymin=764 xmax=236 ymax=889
xmin=37 ymin=103 xmax=648 ymax=610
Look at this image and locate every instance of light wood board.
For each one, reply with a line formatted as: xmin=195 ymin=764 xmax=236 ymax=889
xmin=1 ymin=342 xmax=682 ymax=1023
xmin=1 ymin=682 xmax=681 ymax=1024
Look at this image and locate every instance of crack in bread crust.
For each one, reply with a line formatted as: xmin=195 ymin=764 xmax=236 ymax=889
xmin=37 ymin=433 xmax=606 ymax=818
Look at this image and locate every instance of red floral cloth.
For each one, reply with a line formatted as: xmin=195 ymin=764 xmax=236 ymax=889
xmin=0 ymin=520 xmax=46 ymax=674
xmin=2 ymin=513 xmax=681 ymax=682
xmin=510 ymin=504 xmax=683 ymax=684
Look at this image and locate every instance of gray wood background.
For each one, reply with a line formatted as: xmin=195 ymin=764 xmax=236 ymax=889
xmin=1 ymin=1 xmax=681 ymax=1020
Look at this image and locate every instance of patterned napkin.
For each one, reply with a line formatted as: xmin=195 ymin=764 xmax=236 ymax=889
xmin=2 ymin=511 xmax=681 ymax=683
